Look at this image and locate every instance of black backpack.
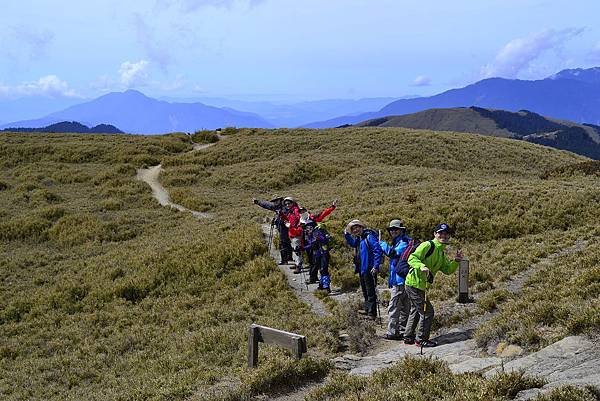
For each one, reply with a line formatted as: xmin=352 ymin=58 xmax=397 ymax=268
xmin=394 ymin=239 xmax=434 ymax=278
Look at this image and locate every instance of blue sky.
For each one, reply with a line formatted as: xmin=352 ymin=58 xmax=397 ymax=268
xmin=1 ymin=0 xmax=600 ymax=102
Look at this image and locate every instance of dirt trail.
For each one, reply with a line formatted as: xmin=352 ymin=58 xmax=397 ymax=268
xmin=260 ymin=223 xmax=330 ymax=317
xmin=136 ymin=140 xmax=215 ymax=218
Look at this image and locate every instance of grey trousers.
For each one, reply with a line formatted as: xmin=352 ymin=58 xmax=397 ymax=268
xmin=404 ymin=285 xmax=434 ymax=341
xmin=387 ymin=284 xmax=410 ymax=337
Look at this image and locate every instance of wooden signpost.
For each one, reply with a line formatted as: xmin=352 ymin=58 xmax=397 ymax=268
xmin=248 ymin=324 xmax=307 ymax=368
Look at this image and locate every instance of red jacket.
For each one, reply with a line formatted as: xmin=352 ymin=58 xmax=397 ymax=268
xmin=312 ymin=205 xmax=336 ymax=223
xmin=282 ymin=204 xmax=302 ymax=238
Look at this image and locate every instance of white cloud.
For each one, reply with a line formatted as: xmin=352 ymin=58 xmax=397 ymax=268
xmin=155 ymin=0 xmax=265 ymax=12
xmin=119 ymin=60 xmax=150 ymax=87
xmin=132 ymin=14 xmax=173 ymax=71
xmin=0 ymin=75 xmax=79 ymax=98
xmin=481 ymin=28 xmax=583 ymax=79
xmin=587 ymin=41 xmax=600 ymax=63
xmin=160 ymin=74 xmax=186 ymax=91
xmin=412 ymin=75 xmax=431 ymax=86
xmin=11 ymin=25 xmax=54 ymax=59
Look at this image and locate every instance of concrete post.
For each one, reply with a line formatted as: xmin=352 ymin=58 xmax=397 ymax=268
xmin=458 ymin=259 xmax=470 ymax=303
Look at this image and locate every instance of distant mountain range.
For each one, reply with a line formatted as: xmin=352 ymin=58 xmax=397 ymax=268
xmin=3 ymin=66 xmax=600 ymax=134
xmin=2 ymin=121 xmax=123 ymax=134
xmin=303 ymin=67 xmax=600 ymax=128
xmin=159 ymin=95 xmax=407 ymax=127
xmin=0 ymin=90 xmax=273 ymax=134
xmin=0 ymin=96 xmax=83 ymax=123
xmin=358 ymin=107 xmax=600 ymax=159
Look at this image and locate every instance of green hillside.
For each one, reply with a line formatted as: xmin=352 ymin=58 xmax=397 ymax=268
xmin=359 ymin=107 xmax=600 ymax=159
xmin=1 ymin=128 xmax=599 ymax=400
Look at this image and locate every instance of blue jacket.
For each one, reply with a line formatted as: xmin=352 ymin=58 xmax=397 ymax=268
xmin=344 ymin=229 xmax=383 ymax=276
xmin=380 ymin=234 xmax=412 ymax=287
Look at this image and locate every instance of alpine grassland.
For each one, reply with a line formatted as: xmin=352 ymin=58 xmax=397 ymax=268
xmin=1 ymin=127 xmax=599 ymax=400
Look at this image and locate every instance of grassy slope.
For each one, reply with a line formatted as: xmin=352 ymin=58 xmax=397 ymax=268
xmin=1 ymin=128 xmax=599 ymax=400
xmin=360 ymin=108 xmax=514 ymax=138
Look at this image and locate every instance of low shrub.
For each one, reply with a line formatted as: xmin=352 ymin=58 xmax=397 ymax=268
xmin=192 ymin=130 xmax=220 ymax=144
xmin=533 ymin=385 xmax=600 ymax=401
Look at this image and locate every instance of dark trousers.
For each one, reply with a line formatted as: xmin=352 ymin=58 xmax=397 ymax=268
xmin=278 ymin=225 xmax=292 ymax=262
xmin=310 ymin=253 xmax=330 ymax=287
xmin=359 ymin=272 xmax=377 ymax=316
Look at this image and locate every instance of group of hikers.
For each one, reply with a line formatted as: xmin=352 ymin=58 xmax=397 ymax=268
xmin=252 ymin=196 xmax=337 ymax=292
xmin=253 ymin=196 xmax=464 ymax=348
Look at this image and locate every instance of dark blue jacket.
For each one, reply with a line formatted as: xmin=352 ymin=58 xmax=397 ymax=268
xmin=344 ymin=229 xmax=383 ymax=276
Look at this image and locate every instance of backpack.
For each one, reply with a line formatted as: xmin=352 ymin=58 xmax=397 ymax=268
xmin=394 ymin=239 xmax=434 ymax=278
xmin=316 ymin=222 xmax=332 ymax=242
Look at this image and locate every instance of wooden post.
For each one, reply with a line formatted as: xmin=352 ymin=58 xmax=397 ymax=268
xmin=247 ymin=324 xmax=307 ymax=368
xmin=248 ymin=324 xmax=260 ymax=368
xmin=458 ymin=259 xmax=470 ymax=303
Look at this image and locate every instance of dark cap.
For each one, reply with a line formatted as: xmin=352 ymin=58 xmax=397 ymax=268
xmin=434 ymin=223 xmax=452 ymax=234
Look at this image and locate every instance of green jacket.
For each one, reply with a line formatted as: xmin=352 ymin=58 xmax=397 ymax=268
xmin=405 ymin=239 xmax=458 ymax=290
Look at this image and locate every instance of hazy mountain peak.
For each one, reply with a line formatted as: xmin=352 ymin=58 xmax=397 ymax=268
xmin=548 ymin=66 xmax=600 ymax=83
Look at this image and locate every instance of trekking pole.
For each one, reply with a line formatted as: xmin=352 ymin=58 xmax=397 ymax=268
xmin=296 ymin=247 xmax=308 ymax=291
xmin=373 ymin=270 xmax=382 ymax=326
xmin=267 ymin=217 xmax=275 ymax=253
xmin=420 ymin=276 xmax=431 ymax=356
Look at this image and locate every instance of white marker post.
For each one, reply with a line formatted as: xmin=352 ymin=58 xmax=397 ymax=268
xmin=458 ymin=259 xmax=470 ymax=303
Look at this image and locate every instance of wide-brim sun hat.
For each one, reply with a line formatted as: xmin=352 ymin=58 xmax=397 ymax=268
xmin=346 ymin=219 xmax=365 ymax=232
xmin=387 ymin=219 xmax=406 ymax=231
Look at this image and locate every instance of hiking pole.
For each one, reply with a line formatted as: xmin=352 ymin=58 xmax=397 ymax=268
xmin=372 ymin=270 xmax=382 ymax=326
xmin=296 ymin=246 xmax=308 ymax=291
xmin=420 ymin=274 xmax=431 ymax=356
xmin=267 ymin=216 xmax=275 ymax=253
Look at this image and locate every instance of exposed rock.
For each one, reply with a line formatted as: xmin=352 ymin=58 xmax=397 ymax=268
xmin=485 ymin=336 xmax=600 ymax=399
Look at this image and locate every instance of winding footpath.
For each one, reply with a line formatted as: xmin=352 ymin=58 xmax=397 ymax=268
xmin=136 ymin=140 xmax=599 ymax=399
xmin=136 ymin=141 xmax=214 ymax=219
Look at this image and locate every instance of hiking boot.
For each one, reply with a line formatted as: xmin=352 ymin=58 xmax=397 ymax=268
xmin=384 ymin=334 xmax=403 ymax=341
xmin=415 ymin=339 xmax=437 ymax=348
xmin=305 ymin=279 xmax=318 ymax=285
xmin=403 ymin=338 xmax=415 ymax=345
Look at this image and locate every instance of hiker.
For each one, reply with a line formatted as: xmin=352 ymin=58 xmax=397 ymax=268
xmin=252 ymin=196 xmax=293 ymax=264
xmin=379 ymin=219 xmax=412 ymax=340
xmin=302 ymin=219 xmax=331 ymax=292
xmin=404 ymin=223 xmax=463 ymax=347
xmin=280 ymin=197 xmax=304 ymax=274
xmin=300 ymin=199 xmax=337 ymax=284
xmin=344 ymin=219 xmax=383 ymax=319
